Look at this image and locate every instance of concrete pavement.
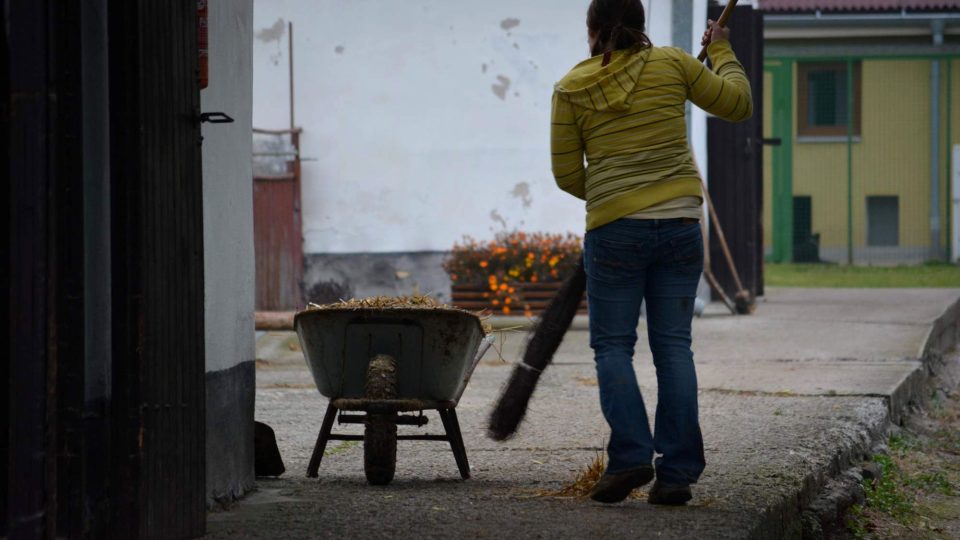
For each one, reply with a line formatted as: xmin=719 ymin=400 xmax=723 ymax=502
xmin=209 ymin=288 xmax=960 ymax=539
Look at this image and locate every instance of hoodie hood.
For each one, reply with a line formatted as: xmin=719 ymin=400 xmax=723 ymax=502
xmin=554 ymin=47 xmax=653 ymax=112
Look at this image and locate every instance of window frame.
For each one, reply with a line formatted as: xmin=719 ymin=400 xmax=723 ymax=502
xmin=797 ymin=61 xmax=862 ymax=138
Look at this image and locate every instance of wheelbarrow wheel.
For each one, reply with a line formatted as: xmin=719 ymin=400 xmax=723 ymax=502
xmin=364 ymin=354 xmax=397 ymax=485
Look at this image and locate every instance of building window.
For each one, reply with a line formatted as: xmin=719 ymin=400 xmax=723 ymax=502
xmin=867 ymin=196 xmax=899 ymax=247
xmin=797 ymin=62 xmax=861 ymax=137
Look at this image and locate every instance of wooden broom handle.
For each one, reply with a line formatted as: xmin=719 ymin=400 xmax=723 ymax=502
xmin=696 ymin=0 xmax=739 ymax=62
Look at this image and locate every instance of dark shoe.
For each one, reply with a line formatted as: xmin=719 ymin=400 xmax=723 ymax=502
xmin=589 ymin=465 xmax=655 ymax=503
xmin=647 ymin=480 xmax=692 ymax=505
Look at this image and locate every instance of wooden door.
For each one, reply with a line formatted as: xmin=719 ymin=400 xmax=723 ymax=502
xmin=706 ymin=4 xmax=766 ymax=299
xmin=110 ymin=0 xmax=206 ymax=536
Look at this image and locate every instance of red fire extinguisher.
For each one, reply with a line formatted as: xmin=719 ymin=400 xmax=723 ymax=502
xmin=198 ymin=0 xmax=209 ymax=89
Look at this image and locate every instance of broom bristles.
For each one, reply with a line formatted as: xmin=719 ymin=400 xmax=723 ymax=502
xmin=487 ymin=258 xmax=587 ymax=441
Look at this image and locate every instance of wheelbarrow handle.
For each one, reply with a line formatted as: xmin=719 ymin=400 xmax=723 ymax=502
xmin=472 ymin=334 xmax=496 ymax=368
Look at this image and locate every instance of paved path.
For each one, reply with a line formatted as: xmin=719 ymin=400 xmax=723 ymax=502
xmin=209 ymin=288 xmax=960 ymax=539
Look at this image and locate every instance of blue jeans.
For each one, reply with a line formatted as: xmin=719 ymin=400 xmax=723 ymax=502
xmin=584 ymin=218 xmax=705 ymax=485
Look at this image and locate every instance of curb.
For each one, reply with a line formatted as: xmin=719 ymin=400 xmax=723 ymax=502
xmin=769 ymin=295 xmax=960 ymax=539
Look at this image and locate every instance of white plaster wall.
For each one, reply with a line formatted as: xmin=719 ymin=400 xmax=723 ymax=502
xmin=253 ymin=0 xmax=703 ymax=254
xmin=203 ymin=0 xmax=255 ymax=373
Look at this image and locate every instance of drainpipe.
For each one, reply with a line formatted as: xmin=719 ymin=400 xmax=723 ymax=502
xmin=931 ymin=19 xmax=944 ymax=260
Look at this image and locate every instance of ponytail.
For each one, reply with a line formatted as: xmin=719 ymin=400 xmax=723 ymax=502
xmin=588 ymin=0 xmax=651 ymax=58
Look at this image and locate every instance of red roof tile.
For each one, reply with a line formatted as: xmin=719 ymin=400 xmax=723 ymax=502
xmin=758 ymin=0 xmax=960 ymax=11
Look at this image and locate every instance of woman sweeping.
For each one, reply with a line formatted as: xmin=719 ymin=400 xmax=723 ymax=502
xmin=551 ymin=0 xmax=752 ymax=505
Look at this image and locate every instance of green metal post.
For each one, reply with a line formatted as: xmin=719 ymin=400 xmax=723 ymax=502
xmin=769 ymin=61 xmax=794 ymax=263
xmin=846 ymin=59 xmax=854 ymax=265
xmin=947 ymin=59 xmax=953 ymax=260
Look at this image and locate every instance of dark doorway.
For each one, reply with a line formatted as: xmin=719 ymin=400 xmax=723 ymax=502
xmin=792 ymin=196 xmax=821 ymax=263
xmin=706 ymin=3 xmax=765 ymax=299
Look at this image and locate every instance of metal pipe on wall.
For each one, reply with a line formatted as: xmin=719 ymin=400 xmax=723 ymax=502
xmin=289 ymin=22 xmax=295 ymax=129
xmin=931 ymin=19 xmax=944 ymax=260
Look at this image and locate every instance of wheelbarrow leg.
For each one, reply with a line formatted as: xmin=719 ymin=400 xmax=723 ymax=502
xmin=307 ymin=401 xmax=338 ymax=478
xmin=439 ymin=408 xmax=470 ymax=479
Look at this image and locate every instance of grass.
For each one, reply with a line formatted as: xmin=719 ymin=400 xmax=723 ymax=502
xmin=766 ymin=262 xmax=960 ymax=288
xmin=844 ymin=389 xmax=960 ymax=538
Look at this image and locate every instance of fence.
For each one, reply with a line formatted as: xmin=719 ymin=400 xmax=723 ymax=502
xmin=763 ymin=55 xmax=959 ymax=265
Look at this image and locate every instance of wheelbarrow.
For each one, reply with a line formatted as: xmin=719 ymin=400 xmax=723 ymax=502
xmin=294 ymin=307 xmax=494 ymax=485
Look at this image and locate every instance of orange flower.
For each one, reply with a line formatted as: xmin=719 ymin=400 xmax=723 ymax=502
xmin=502 ymin=306 xmax=511 ymax=315
xmin=492 ymin=299 xmax=500 ymax=306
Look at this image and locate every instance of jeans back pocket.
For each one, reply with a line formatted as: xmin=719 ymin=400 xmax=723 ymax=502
xmin=586 ymin=237 xmax=647 ymax=285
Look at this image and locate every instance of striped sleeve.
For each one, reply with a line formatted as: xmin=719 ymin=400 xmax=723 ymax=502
xmin=682 ymin=40 xmax=753 ymax=123
xmin=550 ymin=92 xmax=586 ymax=200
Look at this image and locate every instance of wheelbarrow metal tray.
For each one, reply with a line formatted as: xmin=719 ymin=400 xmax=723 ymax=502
xmin=294 ymin=308 xmax=486 ymax=403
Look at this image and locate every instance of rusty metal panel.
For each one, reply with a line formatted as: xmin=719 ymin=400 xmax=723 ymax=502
xmin=254 ymin=174 xmax=303 ymax=310
xmin=253 ymin=129 xmax=304 ymax=311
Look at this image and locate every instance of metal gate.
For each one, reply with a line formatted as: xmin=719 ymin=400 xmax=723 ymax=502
xmin=253 ymin=127 xmax=304 ymax=310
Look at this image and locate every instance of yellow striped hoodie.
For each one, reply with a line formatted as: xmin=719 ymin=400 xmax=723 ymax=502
xmin=551 ymin=40 xmax=752 ymax=230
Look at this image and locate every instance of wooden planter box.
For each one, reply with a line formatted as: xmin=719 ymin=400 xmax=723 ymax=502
xmin=451 ymin=281 xmax=587 ymax=317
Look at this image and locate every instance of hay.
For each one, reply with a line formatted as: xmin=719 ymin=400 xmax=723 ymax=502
xmin=307 ymin=294 xmax=447 ymax=310
xmin=305 ymin=294 xmax=493 ymax=334
xmin=537 ymin=453 xmax=646 ymax=500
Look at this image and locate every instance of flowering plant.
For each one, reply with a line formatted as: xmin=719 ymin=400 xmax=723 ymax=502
xmin=443 ymin=231 xmax=582 ymax=315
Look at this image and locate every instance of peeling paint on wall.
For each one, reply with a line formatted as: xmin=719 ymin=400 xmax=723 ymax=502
xmin=510 ymin=182 xmax=533 ymax=209
xmin=256 ymin=18 xmax=285 ymax=65
xmin=500 ymin=18 xmax=520 ymax=31
xmin=491 ymin=75 xmax=511 ymax=100
xmin=256 ymin=18 xmax=285 ymax=42
xmin=334 ymin=45 xmax=344 ymax=54
xmin=490 ymin=209 xmax=508 ymax=229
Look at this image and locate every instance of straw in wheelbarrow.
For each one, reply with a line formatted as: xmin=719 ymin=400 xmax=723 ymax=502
xmin=487 ymin=257 xmax=586 ymax=441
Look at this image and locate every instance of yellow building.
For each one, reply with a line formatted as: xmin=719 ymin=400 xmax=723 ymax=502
xmin=760 ymin=1 xmax=960 ymax=264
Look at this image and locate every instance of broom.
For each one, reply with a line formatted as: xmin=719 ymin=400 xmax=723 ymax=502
xmin=487 ymin=257 xmax=586 ymax=441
